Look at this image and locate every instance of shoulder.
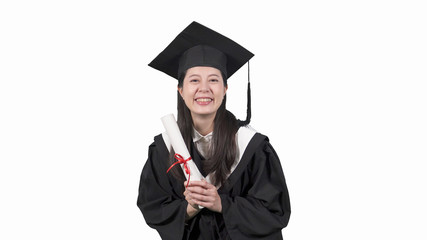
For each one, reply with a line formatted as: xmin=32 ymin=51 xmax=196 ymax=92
xmin=145 ymin=134 xmax=171 ymax=170
xmin=237 ymin=125 xmax=269 ymax=147
xmin=241 ymin=128 xmax=282 ymax=166
xmin=148 ymin=133 xmax=170 ymax=154
xmin=235 ymin=125 xmax=270 ymax=161
xmin=237 ymin=125 xmax=283 ymax=163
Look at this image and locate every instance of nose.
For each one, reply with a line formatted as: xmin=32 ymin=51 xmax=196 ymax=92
xmin=198 ymin=79 xmax=210 ymax=92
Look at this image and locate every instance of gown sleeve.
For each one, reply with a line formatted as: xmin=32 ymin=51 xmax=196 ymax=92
xmin=220 ymin=139 xmax=291 ymax=239
xmin=137 ymin=137 xmax=188 ymax=240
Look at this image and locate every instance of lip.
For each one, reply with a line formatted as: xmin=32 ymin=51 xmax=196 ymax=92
xmin=194 ymin=97 xmax=213 ymax=105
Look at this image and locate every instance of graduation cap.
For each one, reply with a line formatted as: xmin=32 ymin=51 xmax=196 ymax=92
xmin=149 ymin=21 xmax=254 ymax=125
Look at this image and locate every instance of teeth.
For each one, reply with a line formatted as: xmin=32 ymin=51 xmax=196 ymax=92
xmin=196 ymin=98 xmax=212 ymax=102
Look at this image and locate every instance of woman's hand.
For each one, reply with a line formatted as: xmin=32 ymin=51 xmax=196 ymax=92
xmin=184 ymin=181 xmax=201 ymax=220
xmin=184 ymin=181 xmax=200 ymax=210
xmin=185 ymin=180 xmax=222 ymax=213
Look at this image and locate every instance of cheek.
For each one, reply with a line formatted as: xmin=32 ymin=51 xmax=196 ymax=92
xmin=182 ymin=93 xmax=192 ymax=102
xmin=181 ymin=89 xmax=195 ymax=102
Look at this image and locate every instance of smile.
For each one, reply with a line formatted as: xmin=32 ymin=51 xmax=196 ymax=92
xmin=195 ymin=98 xmax=213 ymax=102
xmin=195 ymin=98 xmax=213 ymax=105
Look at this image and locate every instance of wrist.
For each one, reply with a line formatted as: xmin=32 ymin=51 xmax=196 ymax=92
xmin=185 ymin=203 xmax=200 ymax=220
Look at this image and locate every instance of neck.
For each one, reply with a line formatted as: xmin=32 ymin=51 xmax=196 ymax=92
xmin=192 ymin=113 xmax=215 ymax=136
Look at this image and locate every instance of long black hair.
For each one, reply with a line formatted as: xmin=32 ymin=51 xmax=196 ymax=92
xmin=169 ymin=73 xmax=239 ymax=187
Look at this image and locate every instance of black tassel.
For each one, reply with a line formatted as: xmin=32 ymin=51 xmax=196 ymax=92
xmin=238 ymin=61 xmax=251 ymax=126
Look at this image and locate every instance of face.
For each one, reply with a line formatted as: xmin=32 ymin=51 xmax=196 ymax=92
xmin=178 ymin=66 xmax=227 ymax=119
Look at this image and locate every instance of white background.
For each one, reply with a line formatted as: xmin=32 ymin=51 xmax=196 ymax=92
xmin=1 ymin=0 xmax=426 ymax=239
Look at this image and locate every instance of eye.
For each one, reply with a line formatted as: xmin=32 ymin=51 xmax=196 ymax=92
xmin=209 ymin=79 xmax=219 ymax=82
xmin=189 ymin=79 xmax=199 ymax=83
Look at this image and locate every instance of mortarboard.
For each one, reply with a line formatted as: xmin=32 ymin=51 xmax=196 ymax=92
xmin=148 ymin=21 xmax=254 ymax=125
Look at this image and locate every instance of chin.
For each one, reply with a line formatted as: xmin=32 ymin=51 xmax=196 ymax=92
xmin=192 ymin=110 xmax=217 ymax=117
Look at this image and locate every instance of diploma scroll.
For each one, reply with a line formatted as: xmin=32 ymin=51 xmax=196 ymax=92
xmin=161 ymin=114 xmax=205 ymax=183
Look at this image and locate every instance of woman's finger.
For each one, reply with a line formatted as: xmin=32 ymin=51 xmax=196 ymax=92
xmin=190 ymin=192 xmax=214 ymax=202
xmin=188 ymin=180 xmax=209 ymax=188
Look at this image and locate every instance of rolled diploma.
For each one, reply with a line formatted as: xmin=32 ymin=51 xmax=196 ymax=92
xmin=161 ymin=114 xmax=204 ymax=183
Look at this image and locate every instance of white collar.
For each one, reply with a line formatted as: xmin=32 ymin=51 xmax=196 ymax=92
xmin=192 ymin=128 xmax=213 ymax=143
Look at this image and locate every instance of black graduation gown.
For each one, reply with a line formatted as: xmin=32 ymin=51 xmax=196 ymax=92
xmin=137 ymin=131 xmax=291 ymax=240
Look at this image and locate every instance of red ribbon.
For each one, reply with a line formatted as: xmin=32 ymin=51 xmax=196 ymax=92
xmin=166 ymin=153 xmax=192 ymax=188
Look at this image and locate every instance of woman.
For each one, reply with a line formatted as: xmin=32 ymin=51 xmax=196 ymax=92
xmin=137 ymin=21 xmax=291 ymax=240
